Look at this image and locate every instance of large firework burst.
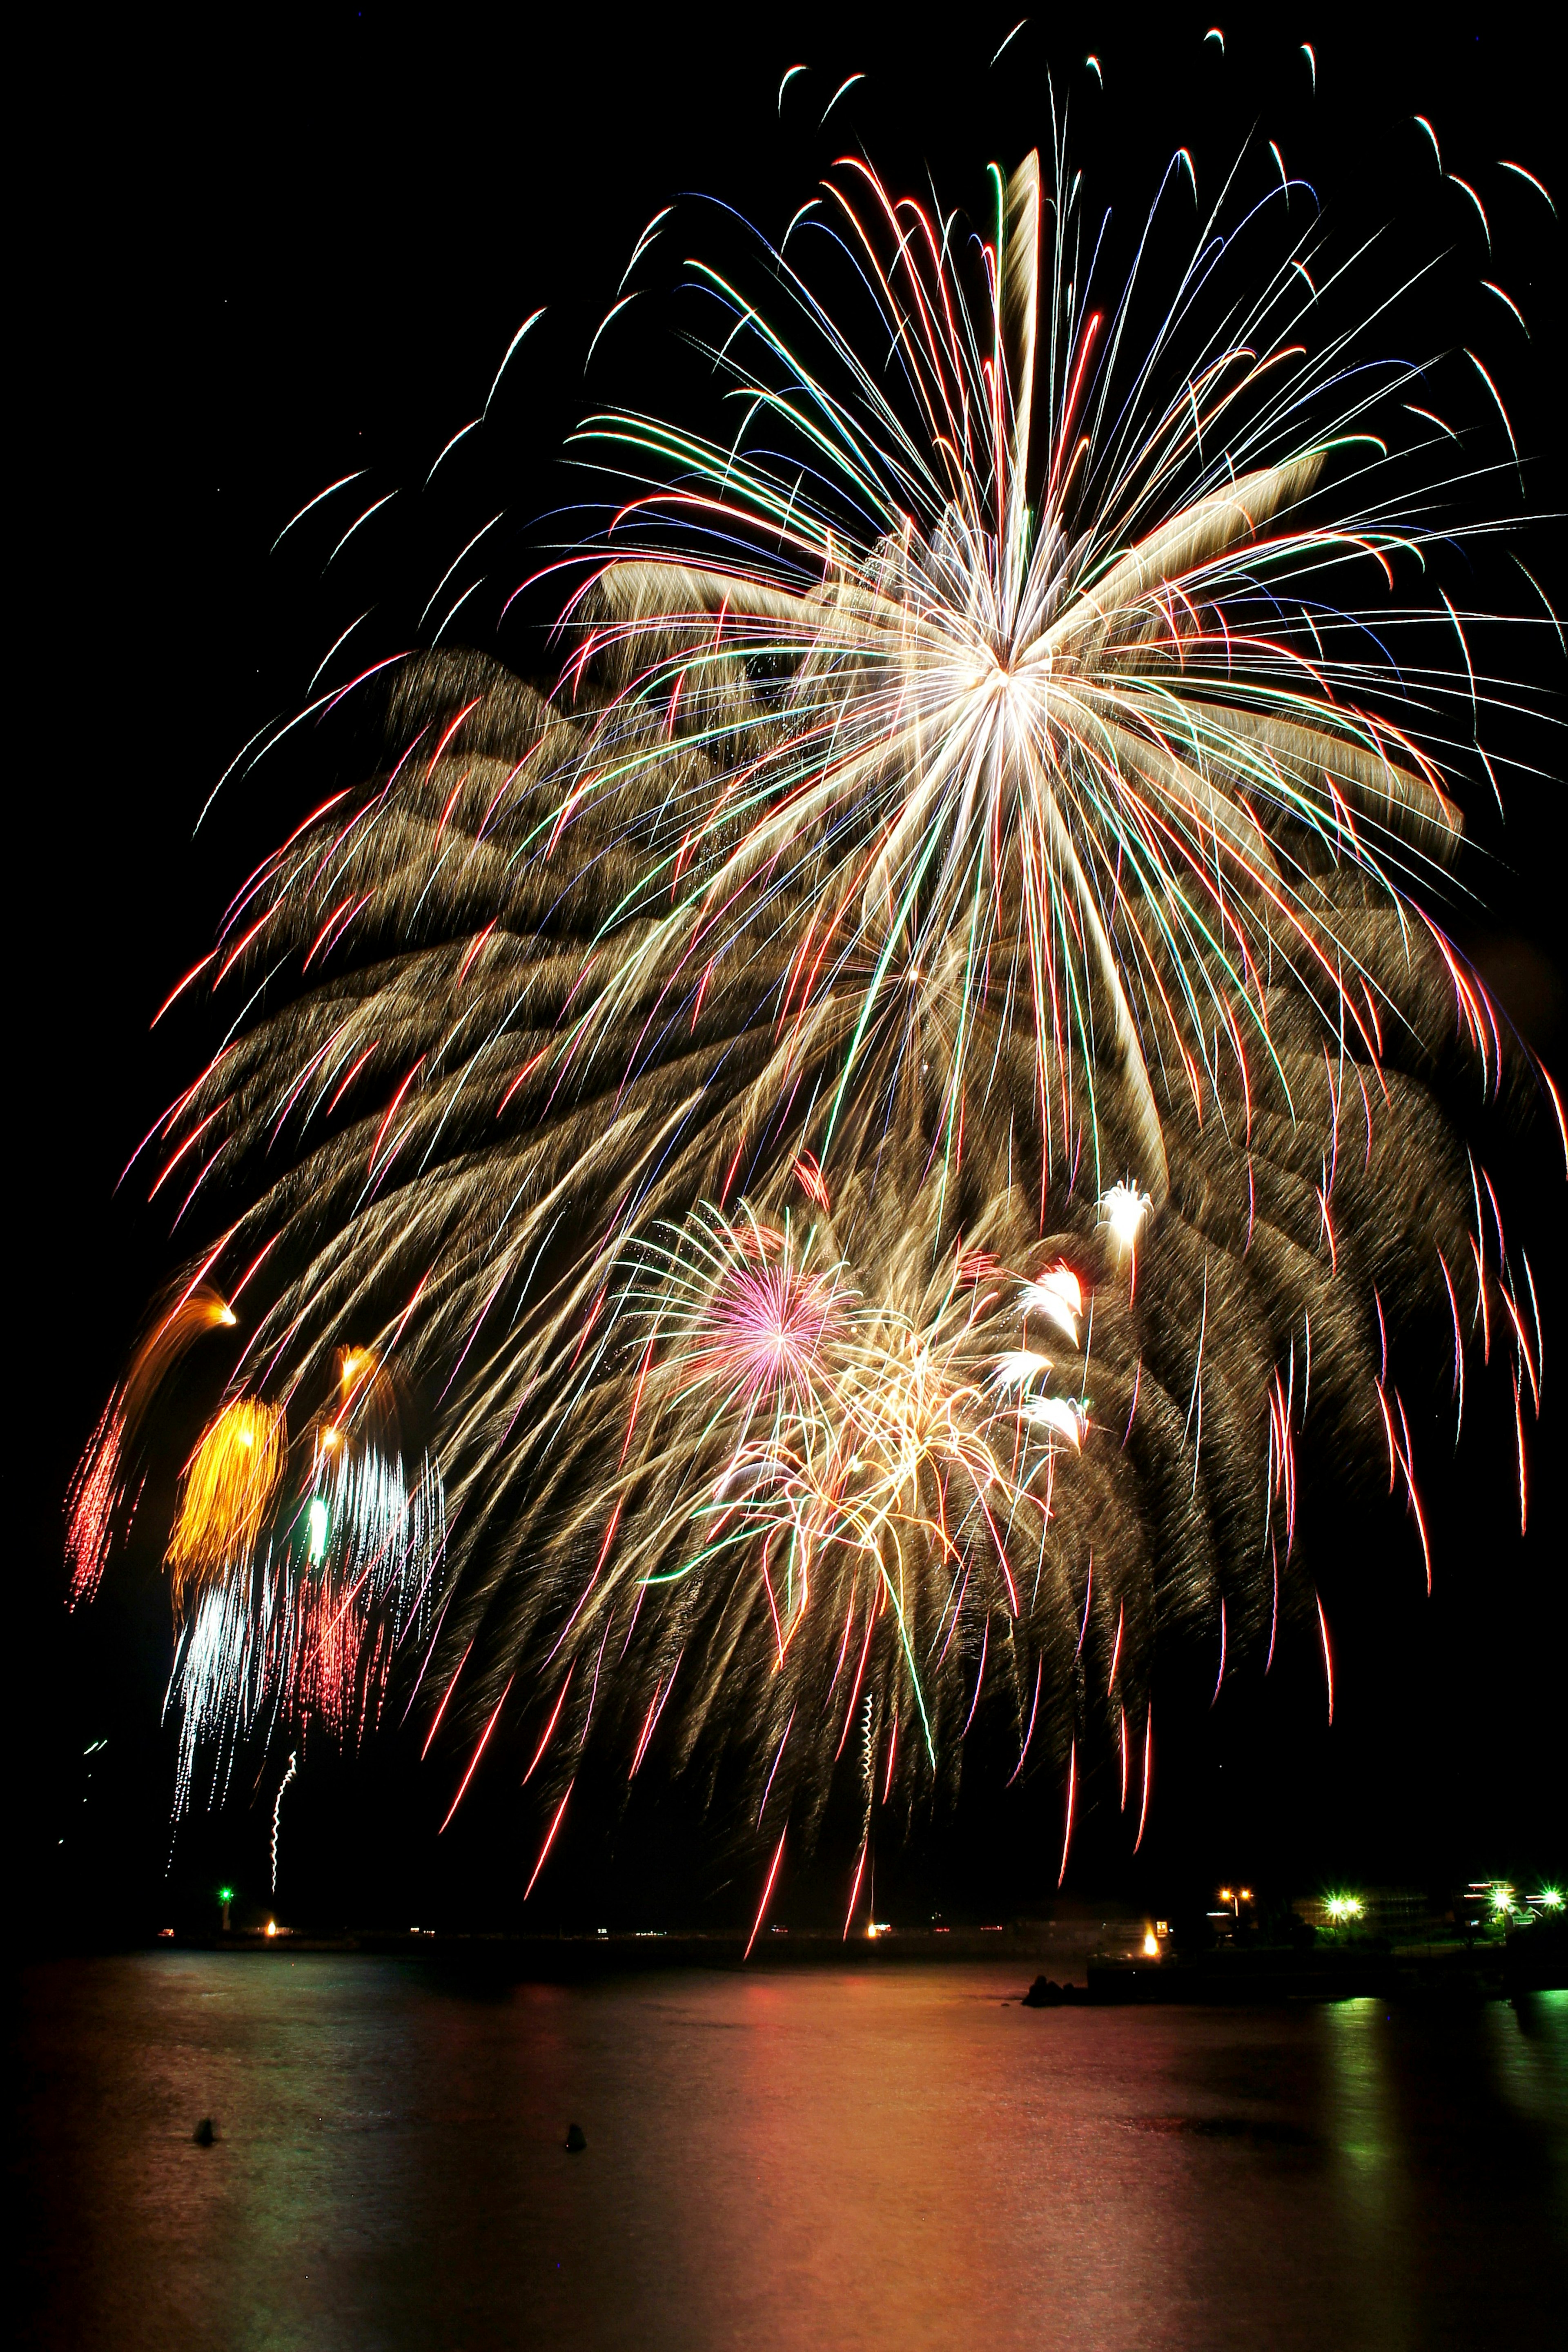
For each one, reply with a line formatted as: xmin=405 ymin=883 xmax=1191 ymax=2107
xmin=71 ymin=135 xmax=1555 ymax=1904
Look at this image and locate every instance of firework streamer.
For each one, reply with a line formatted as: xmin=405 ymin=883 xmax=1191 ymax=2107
xmin=71 ymin=126 xmax=1556 ymax=1895
xmin=271 ymin=1751 xmax=298 ymax=1896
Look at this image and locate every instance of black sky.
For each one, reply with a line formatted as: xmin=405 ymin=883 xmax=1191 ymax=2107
xmin=19 ymin=6 xmax=1566 ymax=1934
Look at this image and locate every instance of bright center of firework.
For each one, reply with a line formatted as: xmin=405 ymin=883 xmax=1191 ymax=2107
xmin=1099 ymin=1181 xmax=1152 ymax=1251
xmin=703 ymin=1264 xmax=837 ymax=1406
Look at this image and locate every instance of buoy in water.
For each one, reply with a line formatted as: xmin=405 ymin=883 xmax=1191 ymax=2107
xmin=193 ymin=2118 xmax=217 ymax=2146
xmin=564 ymin=2123 xmax=587 ymax=2153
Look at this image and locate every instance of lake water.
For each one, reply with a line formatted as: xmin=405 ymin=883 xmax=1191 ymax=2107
xmin=12 ymin=1953 xmax=1564 ymax=2349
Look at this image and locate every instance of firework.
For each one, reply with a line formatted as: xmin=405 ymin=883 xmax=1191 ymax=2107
xmin=71 ymin=126 xmax=1555 ymax=1895
xmin=66 ymin=1282 xmax=236 ymax=1603
xmin=166 ymin=1399 xmax=285 ymax=1606
xmin=271 ymin=1751 xmax=298 ymax=1896
xmin=166 ymin=1437 xmax=446 ymax=1813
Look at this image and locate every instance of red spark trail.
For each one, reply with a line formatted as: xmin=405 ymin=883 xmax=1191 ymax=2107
xmin=439 ymin=1675 xmax=514 ymax=1832
xmin=525 ymin=1783 xmax=575 ymax=1900
xmin=1057 ymin=1742 xmax=1076 ymax=1885
xmin=745 ymin=1831 xmax=788 ymax=1959
xmin=843 ymin=1842 xmax=868 ymax=1940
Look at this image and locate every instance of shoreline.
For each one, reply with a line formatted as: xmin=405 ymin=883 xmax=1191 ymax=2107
xmin=23 ymin=1922 xmax=1562 ymax=1998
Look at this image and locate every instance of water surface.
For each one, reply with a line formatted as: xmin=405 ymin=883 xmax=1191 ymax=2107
xmin=13 ymin=1953 xmax=1565 ymax=2349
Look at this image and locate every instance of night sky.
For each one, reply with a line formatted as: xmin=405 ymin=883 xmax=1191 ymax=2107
xmin=20 ymin=7 xmax=1566 ymax=1938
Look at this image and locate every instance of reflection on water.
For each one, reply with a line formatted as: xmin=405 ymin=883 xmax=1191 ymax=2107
xmin=13 ymin=1956 xmax=1566 ymax=2350
xmin=1323 ymin=1999 xmax=1414 ymax=2350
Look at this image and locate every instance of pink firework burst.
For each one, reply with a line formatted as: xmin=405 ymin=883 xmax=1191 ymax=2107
xmin=689 ymin=1259 xmax=841 ymax=1412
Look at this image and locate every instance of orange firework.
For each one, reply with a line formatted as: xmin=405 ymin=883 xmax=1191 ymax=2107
xmin=165 ymin=1399 xmax=285 ymax=1604
xmin=123 ymin=1285 xmax=237 ymax=1425
xmin=66 ymin=1283 xmax=238 ymax=1605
